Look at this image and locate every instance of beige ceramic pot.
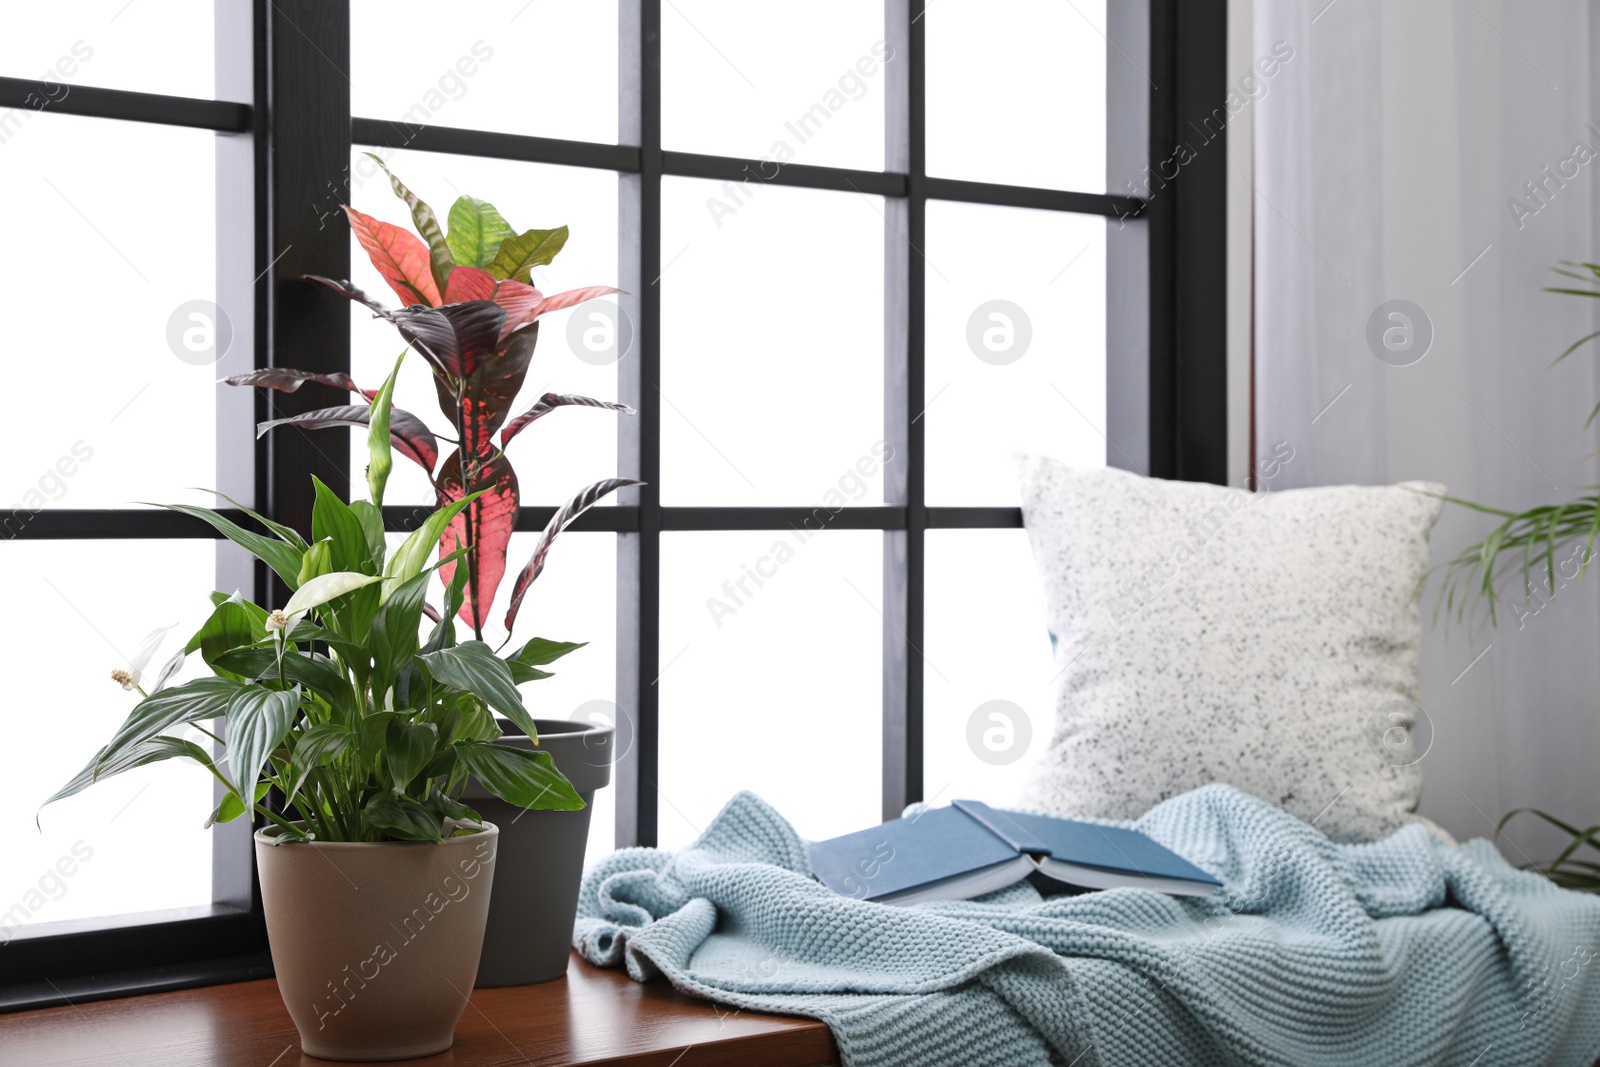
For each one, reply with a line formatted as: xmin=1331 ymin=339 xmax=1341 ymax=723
xmin=254 ymin=823 xmax=499 ymax=1061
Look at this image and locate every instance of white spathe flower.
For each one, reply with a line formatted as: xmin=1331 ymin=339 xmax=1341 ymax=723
xmin=272 ymin=571 xmax=383 ymax=633
xmin=111 ymin=624 xmax=189 ymax=695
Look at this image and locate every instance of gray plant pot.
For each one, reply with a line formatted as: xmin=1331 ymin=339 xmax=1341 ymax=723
xmin=462 ymin=717 xmax=613 ymax=986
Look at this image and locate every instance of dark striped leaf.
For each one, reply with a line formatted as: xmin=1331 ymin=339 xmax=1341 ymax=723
xmin=256 ymin=404 xmax=439 ymax=473
xmin=504 ymin=478 xmax=644 ymax=634
xmin=500 ymin=393 xmax=635 ymax=448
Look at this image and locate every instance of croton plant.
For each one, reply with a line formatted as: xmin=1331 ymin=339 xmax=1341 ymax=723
xmin=40 ymin=161 xmax=639 ymax=842
xmin=230 ymin=154 xmax=638 ymax=640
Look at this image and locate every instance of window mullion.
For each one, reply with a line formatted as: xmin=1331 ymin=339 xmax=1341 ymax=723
xmin=615 ymin=0 xmax=662 ymax=848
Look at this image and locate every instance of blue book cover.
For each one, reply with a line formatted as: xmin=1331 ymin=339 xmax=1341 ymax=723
xmin=808 ymin=801 xmax=1221 ymax=905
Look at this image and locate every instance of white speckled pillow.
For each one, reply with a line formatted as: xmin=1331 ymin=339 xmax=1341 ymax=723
xmin=1017 ymin=457 xmax=1445 ymax=844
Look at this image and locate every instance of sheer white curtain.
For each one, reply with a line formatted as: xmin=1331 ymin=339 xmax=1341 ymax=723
xmin=1253 ymin=0 xmax=1600 ymax=854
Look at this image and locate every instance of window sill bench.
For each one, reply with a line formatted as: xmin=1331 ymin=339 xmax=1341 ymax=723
xmin=0 ymin=951 xmax=840 ymax=1066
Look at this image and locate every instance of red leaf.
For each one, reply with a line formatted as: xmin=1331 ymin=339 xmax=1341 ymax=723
xmin=528 ymin=286 xmax=622 ymax=321
xmin=491 ymin=280 xmax=544 ymax=339
xmin=442 ymin=265 xmax=497 ymax=304
xmin=442 ymin=268 xmax=545 ymax=341
xmin=345 ymin=205 xmax=441 ymax=308
xmin=223 ymin=367 xmax=376 ymax=401
xmin=503 ymin=477 xmax=642 ymax=634
xmin=500 ymin=393 xmax=636 ymax=449
xmin=435 ymin=450 xmax=519 ymax=632
xmin=256 ymin=404 xmax=440 ymax=472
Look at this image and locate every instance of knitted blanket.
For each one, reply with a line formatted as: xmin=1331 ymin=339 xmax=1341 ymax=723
xmin=572 ymin=785 xmax=1600 ymax=1066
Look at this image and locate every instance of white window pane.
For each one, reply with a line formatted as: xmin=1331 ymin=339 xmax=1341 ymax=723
xmin=657 ymin=531 xmax=881 ymax=848
xmin=922 ymin=530 xmax=1054 ymax=809
xmin=0 ymin=116 xmax=216 ymax=515
xmin=661 ymin=178 xmax=886 ymax=504
xmin=3 ymin=541 xmax=217 ymax=933
xmin=926 ymin=0 xmax=1106 ymax=191
xmin=351 ymin=1 xmax=618 ymax=144
xmin=663 ymin=0 xmax=887 ymax=170
xmin=0 ymin=2 xmax=213 ymax=101
xmin=925 ymin=201 xmax=1106 ymax=504
xmin=347 ymin=151 xmax=620 ymax=508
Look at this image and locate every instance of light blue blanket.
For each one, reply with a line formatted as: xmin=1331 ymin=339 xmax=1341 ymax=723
xmin=573 ymin=785 xmax=1600 ymax=1066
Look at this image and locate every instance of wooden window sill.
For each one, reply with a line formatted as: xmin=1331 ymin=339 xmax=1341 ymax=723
xmin=0 ymin=951 xmax=840 ymax=1066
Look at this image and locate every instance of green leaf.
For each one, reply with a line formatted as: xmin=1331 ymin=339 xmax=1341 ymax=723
xmin=485 ymin=226 xmax=569 ymax=284
xmin=446 ymin=195 xmax=517 ymax=268
xmin=156 ymin=503 xmax=303 ymax=590
xmin=212 ymin=648 xmax=356 ymax=723
xmin=296 ymin=540 xmax=334 ymax=587
xmin=186 ymin=599 xmax=266 ymax=668
xmin=285 ymin=722 xmax=355 ymax=805
xmin=223 ymin=686 xmax=301 ymax=798
xmin=198 ymin=489 xmax=308 ymax=549
xmin=509 ymin=638 xmax=587 ymax=667
xmin=383 ymin=496 xmax=476 ymax=601
xmin=423 ymin=556 xmax=471 ymax=655
xmin=419 ymin=641 xmax=538 ymax=741
xmin=45 ymin=734 xmax=218 ymax=810
xmin=349 ymin=501 xmax=387 ymax=570
xmin=366 ymin=352 xmax=404 ymax=509
xmin=428 ymin=781 xmax=479 ymax=825
xmin=506 ymin=661 xmax=554 ymax=685
xmin=370 ymin=568 xmax=432 ymax=703
xmin=386 ymin=720 xmax=438 ymax=794
xmin=453 ymin=699 xmax=500 ymax=743
xmin=311 ymin=477 xmax=375 ymax=574
xmin=454 ymin=742 xmax=584 ymax=810
xmin=357 ymin=710 xmax=399 ymax=762
xmin=363 ymin=791 xmax=442 ymax=842
xmin=505 ymin=637 xmax=579 ymax=683
xmin=366 ymin=153 xmax=454 ymax=294
xmin=206 ymin=781 xmax=270 ymax=828
xmin=95 ymin=677 xmax=242 ymax=776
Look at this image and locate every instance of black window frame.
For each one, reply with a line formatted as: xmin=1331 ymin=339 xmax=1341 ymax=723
xmin=0 ymin=0 xmax=1226 ymax=1010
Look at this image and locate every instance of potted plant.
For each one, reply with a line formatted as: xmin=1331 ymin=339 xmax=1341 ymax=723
xmin=43 ymin=163 xmax=640 ymax=1058
xmin=1438 ymin=258 xmax=1600 ymax=891
xmin=222 ymin=158 xmax=637 ymax=987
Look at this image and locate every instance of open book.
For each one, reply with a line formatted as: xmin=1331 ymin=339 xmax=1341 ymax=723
xmin=807 ymin=799 xmax=1222 ymax=906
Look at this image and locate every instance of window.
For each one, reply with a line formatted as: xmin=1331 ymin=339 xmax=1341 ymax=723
xmin=0 ymin=0 xmax=1226 ymax=1006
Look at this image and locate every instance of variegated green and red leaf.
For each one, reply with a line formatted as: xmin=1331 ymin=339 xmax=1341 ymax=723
xmin=486 ymin=226 xmax=568 ymax=284
xmin=367 ymin=155 xmax=455 ymax=295
xmin=503 ymin=477 xmax=643 ymax=634
xmin=500 ymin=393 xmax=636 ymax=448
xmin=256 ymin=404 xmax=440 ymax=473
xmin=435 ymin=450 xmax=519 ymax=632
xmin=345 ymin=206 xmax=441 ymax=307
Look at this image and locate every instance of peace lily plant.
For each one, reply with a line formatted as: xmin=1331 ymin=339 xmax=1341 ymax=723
xmin=40 ymin=164 xmax=640 ymax=1058
xmin=42 ymin=358 xmax=592 ymax=841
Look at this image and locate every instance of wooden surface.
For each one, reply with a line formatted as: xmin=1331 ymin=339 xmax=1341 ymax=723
xmin=0 ymin=953 xmax=839 ymax=1067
